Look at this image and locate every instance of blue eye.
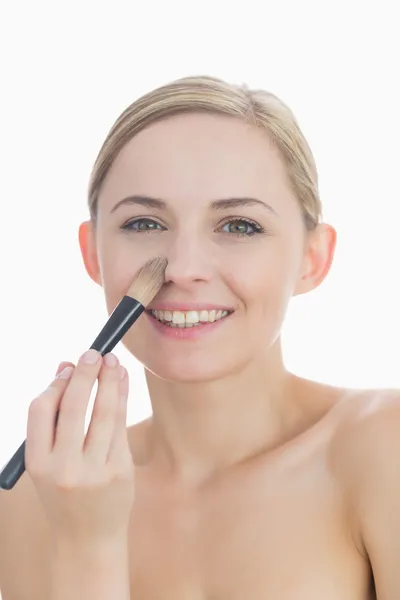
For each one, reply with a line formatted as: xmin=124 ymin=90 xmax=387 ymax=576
xmin=221 ymin=219 xmax=263 ymax=236
xmin=121 ymin=218 xmax=164 ymax=232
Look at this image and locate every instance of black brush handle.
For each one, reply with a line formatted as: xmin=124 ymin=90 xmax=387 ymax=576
xmin=89 ymin=296 xmax=144 ymax=355
xmin=0 ymin=296 xmax=144 ymax=491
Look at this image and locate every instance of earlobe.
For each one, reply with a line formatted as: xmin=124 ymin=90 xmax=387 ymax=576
xmin=78 ymin=220 xmax=102 ymax=286
xmin=294 ymin=224 xmax=337 ymax=295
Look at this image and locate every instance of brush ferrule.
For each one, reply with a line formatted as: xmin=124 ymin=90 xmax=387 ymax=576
xmin=90 ymin=296 xmax=145 ymax=355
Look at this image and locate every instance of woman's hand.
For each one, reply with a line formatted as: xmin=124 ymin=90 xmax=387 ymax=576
xmin=25 ymin=349 xmax=134 ymax=546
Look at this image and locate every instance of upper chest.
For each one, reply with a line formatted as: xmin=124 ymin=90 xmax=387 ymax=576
xmin=6 ymin=412 xmax=373 ymax=600
xmin=127 ymin=450 xmax=371 ymax=600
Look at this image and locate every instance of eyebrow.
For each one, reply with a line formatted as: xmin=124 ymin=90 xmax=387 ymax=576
xmin=110 ymin=195 xmax=278 ymax=215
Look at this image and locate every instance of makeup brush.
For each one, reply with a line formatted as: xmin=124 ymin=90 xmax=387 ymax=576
xmin=0 ymin=256 xmax=167 ymax=491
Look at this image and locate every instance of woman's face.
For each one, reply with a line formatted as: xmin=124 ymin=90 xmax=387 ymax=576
xmin=80 ymin=113 xmax=334 ymax=382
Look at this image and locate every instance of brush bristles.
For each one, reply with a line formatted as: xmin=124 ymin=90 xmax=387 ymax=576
xmin=126 ymin=257 xmax=167 ymax=307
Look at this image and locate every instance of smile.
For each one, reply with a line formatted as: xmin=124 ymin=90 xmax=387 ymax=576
xmin=148 ymin=309 xmax=232 ymax=328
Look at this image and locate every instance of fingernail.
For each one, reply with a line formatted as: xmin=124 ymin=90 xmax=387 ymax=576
xmin=57 ymin=366 xmax=74 ymax=379
xmin=80 ymin=349 xmax=100 ymax=364
xmin=104 ymin=353 xmax=118 ymax=367
xmin=119 ymin=366 xmax=126 ymax=380
xmin=55 ymin=363 xmax=64 ymax=377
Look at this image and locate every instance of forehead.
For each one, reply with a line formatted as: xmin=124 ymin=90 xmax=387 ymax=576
xmin=99 ymin=112 xmax=296 ymax=212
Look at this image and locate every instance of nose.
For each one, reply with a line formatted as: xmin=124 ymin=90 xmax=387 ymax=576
xmin=163 ymin=232 xmax=215 ymax=290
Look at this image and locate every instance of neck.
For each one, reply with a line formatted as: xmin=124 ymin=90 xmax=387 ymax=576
xmin=144 ymin=340 xmax=303 ymax=483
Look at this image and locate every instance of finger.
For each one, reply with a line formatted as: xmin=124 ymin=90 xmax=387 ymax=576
xmin=83 ymin=353 xmax=123 ymax=464
xmin=54 ymin=349 xmax=102 ymax=455
xmin=107 ymin=367 xmax=131 ymax=464
xmin=55 ymin=361 xmax=74 ymax=377
xmin=52 ymin=362 xmax=77 ymax=435
xmin=26 ymin=366 xmax=75 ymax=473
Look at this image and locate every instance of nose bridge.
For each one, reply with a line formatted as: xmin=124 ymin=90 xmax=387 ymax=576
xmin=164 ymin=224 xmax=213 ymax=284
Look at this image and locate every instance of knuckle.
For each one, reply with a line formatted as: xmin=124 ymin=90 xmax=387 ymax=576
xmin=56 ymin=472 xmax=103 ymax=491
xmin=28 ymin=395 xmax=50 ymax=415
xmin=25 ymin=458 xmax=49 ymax=480
xmin=79 ymin=363 xmax=99 ymax=375
xmin=72 ymin=365 xmax=92 ymax=381
xmin=73 ymin=365 xmax=101 ymax=389
xmin=110 ymin=456 xmax=133 ymax=484
xmin=107 ymin=465 xmax=131 ymax=483
xmin=61 ymin=402 xmax=83 ymax=419
xmin=47 ymin=379 xmax=68 ymax=393
xmin=52 ymin=465 xmax=82 ymax=490
xmin=55 ymin=478 xmax=78 ymax=492
xmin=92 ymin=405 xmax=115 ymax=422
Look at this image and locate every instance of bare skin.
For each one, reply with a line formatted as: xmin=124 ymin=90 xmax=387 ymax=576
xmin=1 ymin=112 xmax=399 ymax=598
xmin=0 ymin=380 xmax=387 ymax=599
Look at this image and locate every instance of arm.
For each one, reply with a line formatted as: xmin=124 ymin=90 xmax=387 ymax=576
xmin=343 ymin=394 xmax=400 ymax=600
xmin=0 ymin=476 xmax=132 ymax=600
xmin=50 ymin=537 xmax=131 ymax=600
xmin=0 ymin=473 xmax=54 ymax=600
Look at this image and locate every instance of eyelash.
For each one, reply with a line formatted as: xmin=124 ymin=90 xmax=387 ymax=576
xmin=120 ymin=217 xmax=265 ymax=237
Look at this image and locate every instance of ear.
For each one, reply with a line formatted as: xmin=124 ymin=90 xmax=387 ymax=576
xmin=78 ymin=220 xmax=102 ymax=286
xmin=294 ymin=223 xmax=337 ymax=296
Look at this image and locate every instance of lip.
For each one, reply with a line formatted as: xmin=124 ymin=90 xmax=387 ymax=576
xmin=145 ymin=310 xmax=233 ymax=340
xmin=146 ymin=302 xmax=234 ymax=312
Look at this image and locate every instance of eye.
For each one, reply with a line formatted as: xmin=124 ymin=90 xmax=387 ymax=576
xmin=121 ymin=218 xmax=165 ymax=232
xmin=220 ymin=218 xmax=264 ymax=237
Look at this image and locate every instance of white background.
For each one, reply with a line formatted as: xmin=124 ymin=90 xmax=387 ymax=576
xmin=0 ymin=1 xmax=399 ymax=483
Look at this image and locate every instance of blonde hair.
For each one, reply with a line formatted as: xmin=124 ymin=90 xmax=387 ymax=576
xmin=88 ymin=76 xmax=322 ymax=230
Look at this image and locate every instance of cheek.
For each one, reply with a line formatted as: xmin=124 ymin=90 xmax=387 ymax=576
xmin=98 ymin=237 xmax=153 ymax=314
xmin=225 ymin=242 xmax=298 ymax=310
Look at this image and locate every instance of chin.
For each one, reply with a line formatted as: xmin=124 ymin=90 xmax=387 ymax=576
xmin=145 ymin=358 xmax=234 ymax=384
xmin=123 ymin=340 xmax=246 ymax=384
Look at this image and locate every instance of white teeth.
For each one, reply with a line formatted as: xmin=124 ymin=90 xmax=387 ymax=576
xmin=151 ymin=309 xmax=231 ymax=327
xmin=199 ymin=310 xmax=209 ymax=322
xmin=172 ymin=311 xmax=185 ymax=324
xmin=186 ymin=311 xmax=199 ymax=324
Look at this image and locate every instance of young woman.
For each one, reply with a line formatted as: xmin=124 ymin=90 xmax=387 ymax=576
xmin=1 ymin=76 xmax=397 ymax=600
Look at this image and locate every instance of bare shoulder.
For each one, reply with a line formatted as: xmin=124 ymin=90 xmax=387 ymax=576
xmin=293 ymin=377 xmax=400 ymax=481
xmin=326 ymin=386 xmax=400 ymax=595
xmin=328 ymin=387 xmax=400 ymax=550
xmin=329 ymin=386 xmax=400 ymax=477
xmin=0 ymin=470 xmax=53 ymax=599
